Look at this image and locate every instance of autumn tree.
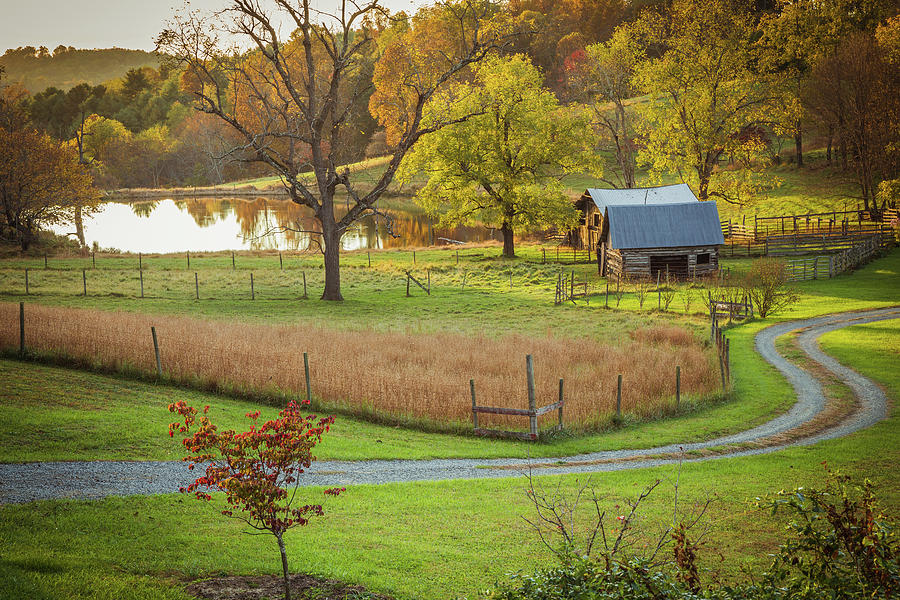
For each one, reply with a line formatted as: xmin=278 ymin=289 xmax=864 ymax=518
xmin=804 ymin=32 xmax=900 ymax=211
xmin=168 ymin=400 xmax=343 ymax=600
xmin=0 ymin=128 xmax=99 ymax=250
xmin=399 ymin=54 xmax=595 ymax=257
xmin=634 ymin=0 xmax=774 ymax=204
xmin=567 ymin=26 xmax=644 ymax=188
xmin=158 ymin=0 xmax=506 ymax=300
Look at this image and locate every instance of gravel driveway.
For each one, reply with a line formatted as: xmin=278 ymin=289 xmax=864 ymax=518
xmin=1 ymin=307 xmax=897 ymax=504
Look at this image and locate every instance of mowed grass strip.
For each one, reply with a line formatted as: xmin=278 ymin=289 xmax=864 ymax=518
xmin=0 ymin=304 xmax=718 ymax=433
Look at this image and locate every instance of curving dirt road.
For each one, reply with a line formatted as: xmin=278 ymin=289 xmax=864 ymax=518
xmin=1 ymin=307 xmax=897 ymax=504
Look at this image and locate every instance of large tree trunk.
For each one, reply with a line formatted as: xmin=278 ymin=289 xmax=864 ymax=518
xmin=321 ymin=217 xmax=343 ymax=301
xmin=500 ymin=221 xmax=515 ymax=258
xmin=275 ymin=532 xmax=291 ymax=600
xmin=74 ymin=206 xmax=86 ymax=248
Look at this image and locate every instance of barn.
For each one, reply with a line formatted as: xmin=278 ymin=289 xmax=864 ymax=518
xmin=598 ymin=201 xmax=725 ymax=279
xmin=574 ymin=184 xmax=700 ymax=251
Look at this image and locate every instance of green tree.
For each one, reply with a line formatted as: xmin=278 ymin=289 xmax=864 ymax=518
xmin=634 ymin=0 xmax=774 ymax=204
xmin=400 ymin=54 xmax=596 ymax=258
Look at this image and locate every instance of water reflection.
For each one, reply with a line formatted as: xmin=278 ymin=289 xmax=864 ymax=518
xmin=53 ymin=196 xmax=502 ymax=253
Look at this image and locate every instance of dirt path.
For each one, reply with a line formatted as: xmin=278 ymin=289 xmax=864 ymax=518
xmin=1 ymin=307 xmax=897 ymax=504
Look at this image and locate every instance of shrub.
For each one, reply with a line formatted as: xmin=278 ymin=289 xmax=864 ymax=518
xmin=742 ymin=258 xmax=800 ymax=318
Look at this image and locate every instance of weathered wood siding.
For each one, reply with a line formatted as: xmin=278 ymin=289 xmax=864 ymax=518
xmin=605 ymin=246 xmax=719 ymax=279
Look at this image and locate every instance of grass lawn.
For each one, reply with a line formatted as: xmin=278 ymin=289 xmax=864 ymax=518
xmin=1 ymin=315 xmax=897 ymax=600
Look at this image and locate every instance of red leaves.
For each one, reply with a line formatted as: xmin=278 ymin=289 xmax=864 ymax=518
xmin=167 ymin=400 xmax=341 ymax=537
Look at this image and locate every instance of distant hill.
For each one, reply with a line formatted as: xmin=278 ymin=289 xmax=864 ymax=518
xmin=0 ymin=47 xmax=159 ymax=92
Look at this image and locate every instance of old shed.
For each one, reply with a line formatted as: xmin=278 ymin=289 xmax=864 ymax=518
xmin=599 ymin=201 xmax=725 ymax=279
xmin=575 ymin=184 xmax=699 ymax=251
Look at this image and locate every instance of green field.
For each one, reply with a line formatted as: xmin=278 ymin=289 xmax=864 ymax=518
xmin=0 ymin=235 xmax=897 ymax=599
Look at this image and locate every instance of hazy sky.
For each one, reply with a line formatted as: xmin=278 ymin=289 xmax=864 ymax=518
xmin=2 ymin=0 xmax=428 ymax=52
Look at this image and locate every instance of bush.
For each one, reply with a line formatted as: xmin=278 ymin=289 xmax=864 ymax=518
xmin=742 ymin=258 xmax=800 ymax=318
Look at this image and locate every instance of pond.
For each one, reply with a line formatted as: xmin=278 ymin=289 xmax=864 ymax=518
xmin=50 ymin=196 xmax=505 ymax=253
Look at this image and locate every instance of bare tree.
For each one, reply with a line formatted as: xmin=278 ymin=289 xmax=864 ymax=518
xmin=157 ymin=0 xmax=504 ymax=300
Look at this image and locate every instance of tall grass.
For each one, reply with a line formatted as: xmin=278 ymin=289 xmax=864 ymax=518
xmin=1 ymin=304 xmax=718 ymax=432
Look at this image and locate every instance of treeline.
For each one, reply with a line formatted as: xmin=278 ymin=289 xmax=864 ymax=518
xmin=0 ymin=47 xmax=159 ymax=93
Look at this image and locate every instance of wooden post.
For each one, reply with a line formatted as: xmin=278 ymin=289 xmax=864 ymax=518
xmin=44 ymin=254 xmax=48 ymax=269
xmin=470 ymin=379 xmax=478 ymax=429
xmin=250 ymin=272 xmax=255 ymax=300
xmin=279 ymin=252 xmax=283 ymax=270
xmin=605 ymin=279 xmax=609 ymax=308
xmin=558 ymin=378 xmax=564 ymax=430
xmin=19 ymin=302 xmax=25 ymax=355
xmin=151 ymin=326 xmax=162 ymax=376
xmin=302 ymin=271 xmax=307 ymax=299
xmin=303 ymin=352 xmax=312 ymax=404
xmin=194 ymin=272 xmax=199 ymax=300
xmin=676 ymin=366 xmax=681 ymax=408
xmin=24 ymin=269 xmax=29 ymax=295
xmin=616 ymin=374 xmax=622 ymax=419
xmin=187 ymin=251 xmax=190 ymax=269
xmin=413 ymin=250 xmax=416 ymax=265
xmin=92 ymin=251 xmax=96 ymax=268
xmin=82 ymin=269 xmax=87 ymax=296
xmin=719 ymin=351 xmax=727 ymax=392
xmin=139 ymin=252 xmax=142 ymax=271
xmin=406 ymin=273 xmax=411 ymax=297
xmin=570 ymin=270 xmax=574 ymax=299
xmin=368 ymin=251 xmax=371 ymax=267
xmin=456 ymin=250 xmax=459 ymax=265
xmin=725 ymin=339 xmax=731 ymax=383
xmin=140 ymin=269 xmax=144 ymax=298
xmin=232 ymin=252 xmax=236 ymax=270
xmin=526 ymin=355 xmax=537 ymax=438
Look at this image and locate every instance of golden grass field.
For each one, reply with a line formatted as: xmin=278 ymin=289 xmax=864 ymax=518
xmin=1 ymin=303 xmax=719 ymax=432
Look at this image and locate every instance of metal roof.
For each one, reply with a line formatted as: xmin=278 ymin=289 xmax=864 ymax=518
xmin=606 ymin=201 xmax=725 ymax=249
xmin=583 ymin=184 xmax=699 ymax=212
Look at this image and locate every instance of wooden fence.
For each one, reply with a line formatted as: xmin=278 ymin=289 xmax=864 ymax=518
xmin=554 ymin=271 xmax=589 ymax=305
xmin=710 ymin=317 xmax=732 ymax=391
xmin=719 ymin=225 xmax=893 ymax=257
xmin=785 ymin=235 xmax=882 ymax=281
xmin=470 ymin=355 xmax=564 ymax=440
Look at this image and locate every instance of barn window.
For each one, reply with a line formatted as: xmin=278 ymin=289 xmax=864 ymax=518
xmin=697 ymin=253 xmax=710 ymax=265
xmin=593 ymin=212 xmax=600 ymax=227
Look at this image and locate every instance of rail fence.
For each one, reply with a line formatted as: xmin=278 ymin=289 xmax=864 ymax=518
xmin=784 ymin=235 xmax=882 ymax=281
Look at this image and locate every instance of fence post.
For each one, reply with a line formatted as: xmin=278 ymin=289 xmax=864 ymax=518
xmin=140 ymin=269 xmax=144 ymax=298
xmin=232 ymin=252 xmax=235 ymax=270
xmin=24 ymin=269 xmax=29 ymax=295
xmin=413 ymin=250 xmax=416 ymax=264
xmin=82 ymin=269 xmax=87 ymax=296
xmin=139 ymin=252 xmax=142 ymax=271
xmin=279 ymin=252 xmax=283 ymax=271
xmin=303 ymin=352 xmax=312 ymax=405
xmin=719 ymin=347 xmax=727 ymax=392
xmin=302 ymin=271 xmax=307 ymax=299
xmin=92 ymin=251 xmax=96 ymax=268
xmin=725 ymin=339 xmax=731 ymax=383
xmin=406 ymin=273 xmax=411 ymax=297
xmin=526 ymin=355 xmax=537 ymax=438
xmin=187 ymin=251 xmax=190 ymax=269
xmin=558 ymin=378 xmax=564 ymax=430
xmin=44 ymin=254 xmax=48 ymax=269
xmin=19 ymin=302 xmax=25 ymax=355
xmin=676 ymin=365 xmax=681 ymax=408
xmin=195 ymin=272 xmax=199 ymax=300
xmin=470 ymin=379 xmax=478 ymax=430
xmin=368 ymin=251 xmax=371 ymax=267
xmin=151 ymin=326 xmax=162 ymax=376
xmin=250 ymin=272 xmax=255 ymax=300
xmin=605 ymin=279 xmax=609 ymax=308
xmin=616 ymin=374 xmax=622 ymax=419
